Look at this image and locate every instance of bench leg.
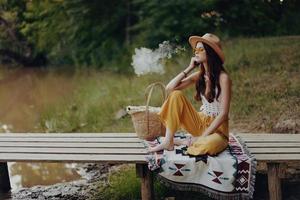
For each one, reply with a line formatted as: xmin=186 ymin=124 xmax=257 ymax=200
xmin=136 ymin=164 xmax=154 ymax=200
xmin=267 ymin=163 xmax=282 ymax=200
xmin=0 ymin=162 xmax=11 ymax=193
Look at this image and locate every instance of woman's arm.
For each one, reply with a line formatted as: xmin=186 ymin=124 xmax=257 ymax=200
xmin=165 ymin=57 xmax=201 ymax=94
xmin=166 ymin=70 xmax=200 ymax=93
xmin=202 ymin=73 xmax=232 ymax=137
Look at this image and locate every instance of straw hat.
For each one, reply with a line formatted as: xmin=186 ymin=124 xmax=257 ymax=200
xmin=189 ymin=33 xmax=225 ymax=63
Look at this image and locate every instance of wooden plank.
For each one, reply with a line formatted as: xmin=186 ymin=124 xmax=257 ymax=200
xmin=241 ymin=138 xmax=300 ymax=142
xmin=5 ymin=146 xmax=300 ymax=156
xmin=252 ymin=154 xmax=300 ymax=161
xmin=246 ymin=143 xmax=300 ymax=148
xmin=0 ymin=147 xmax=148 ymax=155
xmin=238 ymin=134 xmax=300 ymax=139
xmin=0 ymin=133 xmax=137 ymax=138
xmin=0 ymin=142 xmax=144 ymax=148
xmin=6 ymin=141 xmax=299 ymax=148
xmin=3 ymin=148 xmax=299 ymax=161
xmin=249 ymin=148 xmax=300 ymax=153
xmin=237 ymin=133 xmax=300 ymax=137
xmin=0 ymin=153 xmax=147 ymax=163
xmin=0 ymin=137 xmax=141 ymax=143
xmin=267 ymin=163 xmax=282 ymax=200
xmin=5 ymin=132 xmax=297 ymax=138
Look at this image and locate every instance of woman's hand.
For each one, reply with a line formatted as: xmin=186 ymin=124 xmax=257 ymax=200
xmin=182 ymin=56 xmax=201 ymax=75
xmin=188 ymin=56 xmax=201 ymax=69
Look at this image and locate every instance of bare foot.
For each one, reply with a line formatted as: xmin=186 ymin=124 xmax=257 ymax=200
xmin=174 ymin=136 xmax=200 ymax=147
xmin=191 ymin=136 xmax=199 ymax=144
xmin=148 ymin=141 xmax=174 ymax=152
xmin=174 ymin=138 xmax=190 ymax=146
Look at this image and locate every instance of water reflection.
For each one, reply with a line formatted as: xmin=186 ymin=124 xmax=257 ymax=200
xmin=0 ymin=67 xmax=75 ymax=132
xmin=0 ymin=123 xmax=12 ymax=133
xmin=0 ymin=66 xmax=82 ymax=191
xmin=8 ymin=162 xmax=81 ymax=191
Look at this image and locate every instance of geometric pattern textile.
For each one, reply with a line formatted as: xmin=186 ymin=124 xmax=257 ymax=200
xmin=144 ymin=133 xmax=256 ymax=200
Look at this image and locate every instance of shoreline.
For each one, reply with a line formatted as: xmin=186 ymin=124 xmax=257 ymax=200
xmin=4 ymin=163 xmax=114 ymax=200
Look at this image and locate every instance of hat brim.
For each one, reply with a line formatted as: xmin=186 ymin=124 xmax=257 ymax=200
xmin=189 ymin=36 xmax=225 ymax=63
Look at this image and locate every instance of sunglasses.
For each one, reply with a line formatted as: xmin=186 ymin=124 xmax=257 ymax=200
xmin=194 ymin=47 xmax=205 ymax=53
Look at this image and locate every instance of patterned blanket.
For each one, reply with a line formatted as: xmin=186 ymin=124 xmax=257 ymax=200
xmin=144 ymin=132 xmax=256 ymax=200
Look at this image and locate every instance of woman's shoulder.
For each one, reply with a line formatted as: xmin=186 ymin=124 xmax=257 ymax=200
xmin=219 ymin=71 xmax=231 ymax=84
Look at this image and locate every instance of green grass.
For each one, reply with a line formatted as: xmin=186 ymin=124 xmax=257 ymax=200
xmin=26 ymin=35 xmax=300 ymax=199
xmin=224 ymin=36 xmax=300 ymax=131
xmin=89 ymin=164 xmax=211 ymax=200
xmin=91 ymin=165 xmax=143 ymax=200
xmin=89 ymin=165 xmax=166 ymax=200
xmin=38 ymin=35 xmax=300 ymax=133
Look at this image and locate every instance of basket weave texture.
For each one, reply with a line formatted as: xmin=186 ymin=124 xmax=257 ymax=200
xmin=126 ymin=82 xmax=166 ymax=141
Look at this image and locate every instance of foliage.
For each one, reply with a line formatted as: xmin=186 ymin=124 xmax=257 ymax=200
xmin=21 ymin=0 xmax=133 ymax=69
xmin=90 ymin=165 xmax=168 ymax=200
xmin=90 ymin=164 xmax=212 ymax=200
xmin=214 ymin=0 xmax=300 ymax=37
xmin=0 ymin=0 xmax=300 ymax=70
xmin=130 ymin=0 xmax=218 ymax=48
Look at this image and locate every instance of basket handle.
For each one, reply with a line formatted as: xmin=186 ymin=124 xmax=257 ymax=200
xmin=145 ymin=82 xmax=166 ymax=108
xmin=144 ymin=82 xmax=166 ymax=135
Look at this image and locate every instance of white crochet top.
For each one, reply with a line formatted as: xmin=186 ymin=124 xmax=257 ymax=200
xmin=199 ymin=91 xmax=222 ymax=117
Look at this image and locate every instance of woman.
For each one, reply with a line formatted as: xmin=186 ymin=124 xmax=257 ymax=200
xmin=149 ymin=33 xmax=232 ymax=156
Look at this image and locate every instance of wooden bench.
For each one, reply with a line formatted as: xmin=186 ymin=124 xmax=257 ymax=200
xmin=0 ymin=133 xmax=299 ymax=200
xmin=0 ymin=133 xmax=152 ymax=200
xmin=236 ymin=133 xmax=300 ymax=200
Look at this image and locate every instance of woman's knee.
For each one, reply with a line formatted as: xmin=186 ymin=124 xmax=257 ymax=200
xmin=207 ymin=139 xmax=228 ymax=155
xmin=207 ymin=143 xmax=228 ymax=155
xmin=168 ymin=90 xmax=184 ymax=98
xmin=197 ymin=134 xmax=227 ymax=155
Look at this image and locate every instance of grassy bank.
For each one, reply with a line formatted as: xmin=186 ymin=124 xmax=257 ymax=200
xmin=34 ymin=35 xmax=300 ymax=199
xmin=38 ymin=35 xmax=300 ymax=134
xmin=0 ymin=35 xmax=296 ymax=200
xmin=89 ymin=164 xmax=212 ymax=200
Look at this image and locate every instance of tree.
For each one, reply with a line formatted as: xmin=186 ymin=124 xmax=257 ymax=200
xmin=0 ymin=0 xmax=299 ymax=69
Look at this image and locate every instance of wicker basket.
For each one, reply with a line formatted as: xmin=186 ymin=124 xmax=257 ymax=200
xmin=126 ymin=82 xmax=166 ymax=141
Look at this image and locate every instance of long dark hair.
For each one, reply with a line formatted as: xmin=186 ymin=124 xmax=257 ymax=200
xmin=194 ymin=43 xmax=227 ymax=103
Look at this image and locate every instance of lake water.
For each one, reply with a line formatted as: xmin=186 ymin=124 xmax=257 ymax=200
xmin=0 ymin=66 xmax=83 ymax=191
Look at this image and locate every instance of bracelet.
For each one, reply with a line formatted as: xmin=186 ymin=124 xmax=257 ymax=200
xmin=182 ymin=71 xmax=187 ymax=78
xmin=204 ymin=74 xmax=210 ymax=82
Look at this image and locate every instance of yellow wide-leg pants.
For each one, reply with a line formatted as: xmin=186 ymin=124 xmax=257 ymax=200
xmin=157 ymin=90 xmax=229 ymax=156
